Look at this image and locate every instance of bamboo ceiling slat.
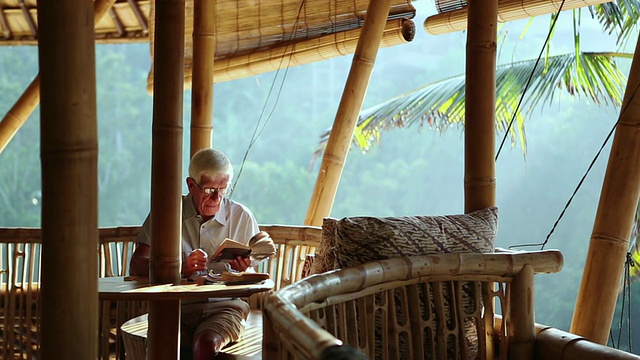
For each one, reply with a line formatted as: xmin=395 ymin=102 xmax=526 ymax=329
xmin=425 ymin=0 xmax=611 ymax=35
xmin=0 ymin=0 xmax=149 ymax=44
xmin=147 ymin=0 xmax=415 ymax=88
xmin=95 ymin=1 xmax=150 ymax=37
xmin=148 ymin=18 xmax=416 ymax=90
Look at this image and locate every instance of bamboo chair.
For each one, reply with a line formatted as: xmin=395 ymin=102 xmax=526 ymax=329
xmin=263 ymin=250 xmax=564 ymax=360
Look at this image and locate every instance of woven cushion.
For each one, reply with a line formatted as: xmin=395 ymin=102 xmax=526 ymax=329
xmin=332 ymin=207 xmax=497 ymax=268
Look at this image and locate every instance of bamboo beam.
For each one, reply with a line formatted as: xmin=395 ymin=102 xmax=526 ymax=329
xmin=189 ymin=0 xmax=215 ymax=156
xmin=147 ymin=0 xmax=185 ymax=358
xmin=37 ymin=0 xmax=98 ymax=358
xmin=535 ymin=327 xmax=640 ymax=360
xmin=424 ymin=0 xmax=611 ymax=35
xmin=570 ymin=33 xmax=640 ymax=344
xmin=0 ymin=0 xmax=117 ymax=155
xmin=146 ymin=18 xmax=414 ymax=92
xmin=464 ymin=0 xmax=497 ymax=214
xmin=304 ymin=0 xmax=394 ymax=226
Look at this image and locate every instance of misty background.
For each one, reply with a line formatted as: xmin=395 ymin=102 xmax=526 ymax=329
xmin=0 ymin=1 xmax=637 ymax=352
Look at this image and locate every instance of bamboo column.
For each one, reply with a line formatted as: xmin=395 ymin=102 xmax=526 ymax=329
xmin=37 ymin=0 xmax=98 ymax=358
xmin=304 ymin=0 xmax=393 ymax=226
xmin=147 ymin=0 xmax=185 ymax=359
xmin=190 ymin=0 xmax=215 ymax=156
xmin=570 ymin=33 xmax=640 ymax=344
xmin=465 ymin=3 xmax=498 ymax=358
xmin=464 ymin=0 xmax=498 ymax=214
xmin=508 ymin=264 xmax=535 ymax=360
xmin=0 ymin=0 xmax=116 ymax=155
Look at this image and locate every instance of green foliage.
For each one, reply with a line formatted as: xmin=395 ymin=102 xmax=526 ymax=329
xmin=0 ymin=46 xmax=40 ymax=226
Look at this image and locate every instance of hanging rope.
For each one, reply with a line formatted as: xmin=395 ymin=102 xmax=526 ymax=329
xmin=609 ymin=252 xmax=634 ymax=352
xmin=229 ymin=0 xmax=307 ymax=198
xmin=509 ymin=79 xmax=640 ymax=250
xmin=494 ymin=1 xmax=566 ymax=161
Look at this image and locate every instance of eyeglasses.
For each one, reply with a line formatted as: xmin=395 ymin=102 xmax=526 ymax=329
xmin=191 ymin=178 xmax=230 ymax=197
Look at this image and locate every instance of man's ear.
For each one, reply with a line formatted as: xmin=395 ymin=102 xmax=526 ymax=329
xmin=186 ymin=177 xmax=195 ymax=192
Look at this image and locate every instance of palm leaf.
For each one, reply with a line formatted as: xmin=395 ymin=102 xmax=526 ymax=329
xmin=590 ymin=0 xmax=640 ymax=45
xmin=314 ymin=52 xmax=627 ymax=157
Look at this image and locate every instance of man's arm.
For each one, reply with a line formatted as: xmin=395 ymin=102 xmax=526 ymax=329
xmin=129 ymin=243 xmax=150 ymax=276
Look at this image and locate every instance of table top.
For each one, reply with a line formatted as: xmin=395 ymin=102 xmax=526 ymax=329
xmin=98 ymin=276 xmax=274 ymax=301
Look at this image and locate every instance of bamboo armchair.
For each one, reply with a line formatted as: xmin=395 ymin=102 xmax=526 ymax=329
xmin=263 ymin=250 xmax=564 ymax=360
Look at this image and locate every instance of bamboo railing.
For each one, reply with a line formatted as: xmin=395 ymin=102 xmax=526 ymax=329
xmin=0 ymin=224 xmax=322 ymax=359
xmin=263 ymin=250 xmax=564 ymax=360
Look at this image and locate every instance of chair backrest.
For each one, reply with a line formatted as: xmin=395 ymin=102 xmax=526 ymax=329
xmin=263 ymin=250 xmax=564 ymax=360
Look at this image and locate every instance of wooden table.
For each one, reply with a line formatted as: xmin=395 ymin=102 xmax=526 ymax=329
xmin=99 ymin=276 xmax=274 ymax=360
xmin=98 ymin=276 xmax=274 ymax=301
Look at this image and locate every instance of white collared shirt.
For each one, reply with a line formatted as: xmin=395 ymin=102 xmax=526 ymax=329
xmin=136 ymin=194 xmax=260 ymax=271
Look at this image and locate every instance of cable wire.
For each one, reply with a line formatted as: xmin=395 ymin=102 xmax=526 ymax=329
xmin=495 ymin=1 xmax=566 ymax=162
xmin=509 ymin=80 xmax=640 ymax=250
xmin=229 ymin=0 xmax=307 ymax=198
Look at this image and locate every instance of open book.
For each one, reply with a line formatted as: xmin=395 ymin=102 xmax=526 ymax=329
xmin=209 ymin=231 xmax=276 ymax=263
xmin=210 ymin=238 xmax=252 ymax=261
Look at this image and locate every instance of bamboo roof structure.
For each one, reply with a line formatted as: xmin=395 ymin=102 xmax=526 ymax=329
xmin=0 ymin=0 xmax=416 ymax=88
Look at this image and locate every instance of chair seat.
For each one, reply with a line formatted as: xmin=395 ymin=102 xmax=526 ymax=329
xmin=121 ymin=310 xmax=264 ymax=360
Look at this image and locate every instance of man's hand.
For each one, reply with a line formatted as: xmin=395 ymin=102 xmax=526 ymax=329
xmin=183 ymin=248 xmax=208 ymax=277
xmin=229 ymin=255 xmax=251 ymax=272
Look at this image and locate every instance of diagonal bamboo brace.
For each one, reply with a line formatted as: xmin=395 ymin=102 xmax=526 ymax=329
xmin=0 ymin=0 xmax=116 ymax=155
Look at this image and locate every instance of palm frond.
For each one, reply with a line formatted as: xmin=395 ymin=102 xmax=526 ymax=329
xmin=314 ymin=52 xmax=627 ymax=157
xmin=590 ymin=0 xmax=640 ymax=45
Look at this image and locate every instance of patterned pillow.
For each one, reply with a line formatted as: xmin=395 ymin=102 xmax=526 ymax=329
xmin=315 ymin=207 xmax=498 ymax=359
xmin=332 ymin=207 xmax=497 ymax=268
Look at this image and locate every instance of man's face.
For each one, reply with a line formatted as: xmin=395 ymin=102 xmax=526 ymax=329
xmin=187 ymin=173 xmax=230 ymax=220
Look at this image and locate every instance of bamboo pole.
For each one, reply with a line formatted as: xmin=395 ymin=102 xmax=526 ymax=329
xmin=190 ymin=0 xmax=215 ymax=157
xmin=304 ymin=0 xmax=393 ymax=226
xmin=37 ymin=0 xmax=98 ymax=358
xmin=0 ymin=0 xmax=116 ymax=155
xmin=570 ymin=33 xmax=640 ymax=344
xmin=464 ymin=0 xmax=497 ymax=214
xmin=508 ymin=264 xmax=535 ymax=360
xmin=424 ymin=0 xmax=611 ymax=35
xmin=147 ymin=0 xmax=185 ymax=358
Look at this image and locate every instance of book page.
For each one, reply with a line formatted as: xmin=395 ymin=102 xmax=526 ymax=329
xmin=210 ymin=238 xmax=251 ymax=262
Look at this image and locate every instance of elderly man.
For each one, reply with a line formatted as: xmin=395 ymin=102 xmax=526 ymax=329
xmin=130 ymin=148 xmax=275 ymax=359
